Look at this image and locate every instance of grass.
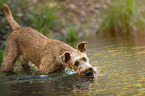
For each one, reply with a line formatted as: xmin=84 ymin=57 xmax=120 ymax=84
xmin=66 ymin=23 xmax=78 ymax=42
xmin=28 ymin=0 xmax=61 ymax=36
xmin=1 ymin=0 xmax=79 ymax=40
xmin=97 ymin=0 xmax=145 ymax=37
xmin=0 ymin=0 xmax=7 ymax=7
xmin=0 ymin=46 xmax=5 ymax=64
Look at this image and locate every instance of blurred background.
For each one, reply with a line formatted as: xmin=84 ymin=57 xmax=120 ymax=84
xmin=0 ymin=0 xmax=145 ymax=63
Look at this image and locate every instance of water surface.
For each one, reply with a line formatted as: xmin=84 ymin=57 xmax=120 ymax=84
xmin=0 ymin=38 xmax=145 ymax=96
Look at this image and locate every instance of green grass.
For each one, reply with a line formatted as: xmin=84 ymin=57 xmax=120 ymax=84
xmin=28 ymin=1 xmax=61 ymax=36
xmin=66 ymin=24 xmax=78 ymax=42
xmin=97 ymin=0 xmax=145 ymax=37
xmin=1 ymin=0 xmax=79 ymax=40
xmin=0 ymin=46 xmax=5 ymax=64
xmin=0 ymin=0 xmax=7 ymax=7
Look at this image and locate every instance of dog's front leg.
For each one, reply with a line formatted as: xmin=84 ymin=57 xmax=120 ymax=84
xmin=39 ymin=57 xmax=56 ymax=74
xmin=39 ymin=63 xmax=54 ymax=74
xmin=39 ymin=57 xmax=65 ymax=74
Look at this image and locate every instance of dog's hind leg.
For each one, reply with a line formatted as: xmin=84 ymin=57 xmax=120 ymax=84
xmin=1 ymin=40 xmax=20 ymax=73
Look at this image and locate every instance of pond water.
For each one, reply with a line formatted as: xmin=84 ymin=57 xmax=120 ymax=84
xmin=0 ymin=37 xmax=145 ymax=96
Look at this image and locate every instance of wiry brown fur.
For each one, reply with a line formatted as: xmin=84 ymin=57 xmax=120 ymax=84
xmin=1 ymin=4 xmax=97 ymax=76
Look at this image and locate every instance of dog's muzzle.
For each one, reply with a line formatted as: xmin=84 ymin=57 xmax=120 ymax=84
xmin=84 ymin=69 xmax=95 ymax=76
xmin=78 ymin=67 xmax=97 ymax=77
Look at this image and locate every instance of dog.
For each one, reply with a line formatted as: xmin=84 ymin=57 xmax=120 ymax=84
xmin=1 ymin=4 xmax=97 ymax=76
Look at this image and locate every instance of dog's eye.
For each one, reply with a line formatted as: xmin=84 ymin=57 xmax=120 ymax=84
xmin=74 ymin=61 xmax=79 ymax=66
xmin=82 ymin=57 xmax=87 ymax=62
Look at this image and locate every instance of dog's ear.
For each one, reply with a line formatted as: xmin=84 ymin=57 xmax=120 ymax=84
xmin=77 ymin=41 xmax=88 ymax=52
xmin=60 ymin=51 xmax=71 ymax=63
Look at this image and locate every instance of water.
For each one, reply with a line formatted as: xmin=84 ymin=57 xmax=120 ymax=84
xmin=0 ymin=38 xmax=145 ymax=96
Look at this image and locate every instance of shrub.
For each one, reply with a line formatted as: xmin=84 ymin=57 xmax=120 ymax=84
xmin=97 ymin=0 xmax=145 ymax=37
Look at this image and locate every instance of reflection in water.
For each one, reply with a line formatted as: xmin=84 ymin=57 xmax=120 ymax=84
xmin=0 ymin=73 xmax=96 ymax=96
xmin=0 ymin=38 xmax=145 ymax=96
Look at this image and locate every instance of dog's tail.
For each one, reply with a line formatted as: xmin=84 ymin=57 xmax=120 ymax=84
xmin=3 ymin=4 xmax=21 ymax=31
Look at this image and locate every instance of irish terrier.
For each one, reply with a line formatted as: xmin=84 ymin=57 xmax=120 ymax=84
xmin=1 ymin=4 xmax=97 ymax=76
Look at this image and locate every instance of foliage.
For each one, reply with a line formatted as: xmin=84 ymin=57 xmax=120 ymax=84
xmin=0 ymin=0 xmax=7 ymax=7
xmin=66 ymin=24 xmax=78 ymax=42
xmin=28 ymin=1 xmax=61 ymax=36
xmin=0 ymin=46 xmax=5 ymax=64
xmin=97 ymin=0 xmax=145 ymax=37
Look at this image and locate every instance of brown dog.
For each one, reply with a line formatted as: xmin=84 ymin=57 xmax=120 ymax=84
xmin=1 ymin=4 xmax=97 ymax=76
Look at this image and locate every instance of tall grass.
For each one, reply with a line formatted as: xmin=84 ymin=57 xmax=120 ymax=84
xmin=28 ymin=1 xmax=61 ymax=36
xmin=97 ymin=0 xmax=145 ymax=37
xmin=0 ymin=46 xmax=5 ymax=64
xmin=0 ymin=0 xmax=7 ymax=6
xmin=66 ymin=24 xmax=78 ymax=42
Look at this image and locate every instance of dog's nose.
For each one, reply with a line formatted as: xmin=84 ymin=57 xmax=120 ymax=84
xmin=79 ymin=67 xmax=97 ymax=77
xmin=85 ymin=70 xmax=95 ymax=76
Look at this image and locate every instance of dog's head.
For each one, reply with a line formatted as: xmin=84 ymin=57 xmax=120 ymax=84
xmin=60 ymin=41 xmax=97 ymax=77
